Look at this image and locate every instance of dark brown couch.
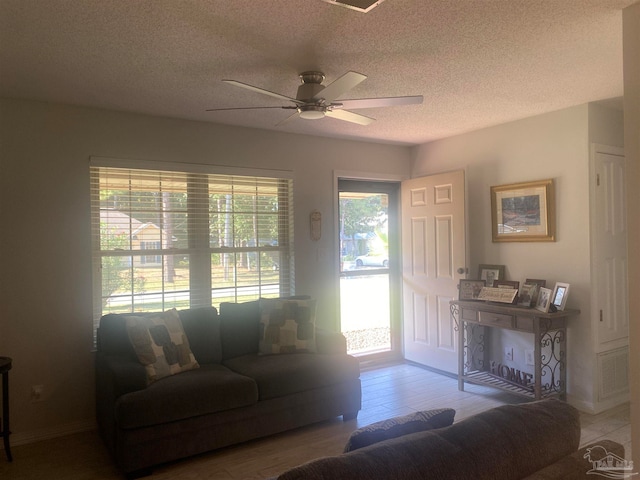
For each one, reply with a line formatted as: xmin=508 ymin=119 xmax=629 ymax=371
xmin=273 ymin=399 xmax=626 ymax=480
xmin=95 ymin=301 xmax=361 ymax=477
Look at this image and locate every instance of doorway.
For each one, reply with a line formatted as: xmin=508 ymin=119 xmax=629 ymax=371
xmin=338 ymin=180 xmax=401 ymax=360
xmin=401 ymin=170 xmax=466 ymax=373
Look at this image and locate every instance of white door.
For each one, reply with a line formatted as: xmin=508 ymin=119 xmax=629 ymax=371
xmin=402 ymin=170 xmax=466 ymax=373
xmin=593 ymin=148 xmax=628 ymax=345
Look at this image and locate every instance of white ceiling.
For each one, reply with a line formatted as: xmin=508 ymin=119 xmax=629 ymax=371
xmin=0 ymin=0 xmax=634 ymax=146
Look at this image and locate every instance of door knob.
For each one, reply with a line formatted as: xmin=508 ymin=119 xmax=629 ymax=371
xmin=457 ymin=267 xmax=468 ymax=275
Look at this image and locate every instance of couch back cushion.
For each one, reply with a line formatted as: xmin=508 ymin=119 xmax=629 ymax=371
xmin=98 ymin=307 xmax=221 ymax=365
xmin=277 ymin=399 xmax=581 ymax=480
xmin=343 ymin=408 xmax=455 ymax=452
xmin=177 ymin=307 xmax=222 ymax=364
xmin=219 ymin=301 xmax=261 ymax=360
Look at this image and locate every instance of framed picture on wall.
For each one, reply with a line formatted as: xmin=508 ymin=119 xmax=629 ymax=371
xmin=490 ymin=179 xmax=556 ymax=242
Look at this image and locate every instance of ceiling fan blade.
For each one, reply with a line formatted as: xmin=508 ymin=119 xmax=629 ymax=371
xmin=312 ymin=71 xmax=367 ymax=104
xmin=325 ymin=109 xmax=375 ymax=125
xmin=275 ymin=111 xmax=301 ymax=126
xmin=222 ymin=80 xmax=303 ymax=105
xmin=206 ymin=106 xmax=296 ymax=112
xmin=336 ymin=95 xmax=424 ymax=110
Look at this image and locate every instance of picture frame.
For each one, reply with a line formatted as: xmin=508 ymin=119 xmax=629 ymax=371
xmin=494 ymin=280 xmax=520 ymax=290
xmin=491 ymin=179 xmax=555 ymax=242
xmin=477 ymin=287 xmax=519 ymax=304
xmin=458 ymin=279 xmax=486 ymax=301
xmin=478 ymin=264 xmax=505 ymax=287
xmin=525 ymin=278 xmax=546 ymax=304
xmin=535 ymin=287 xmax=553 ymax=313
xmin=493 ymin=280 xmax=520 ymax=304
xmin=518 ymin=283 xmax=539 ymax=307
xmin=551 ymin=282 xmax=570 ymax=311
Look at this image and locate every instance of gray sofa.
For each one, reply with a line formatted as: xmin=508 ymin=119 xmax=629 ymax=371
xmin=95 ymin=301 xmax=362 ymax=477
xmin=273 ymin=399 xmax=625 ymax=480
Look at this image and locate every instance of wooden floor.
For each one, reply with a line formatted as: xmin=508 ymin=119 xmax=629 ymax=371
xmin=0 ymin=362 xmax=632 ymax=479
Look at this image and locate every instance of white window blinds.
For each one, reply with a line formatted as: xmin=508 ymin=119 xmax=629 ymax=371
xmin=90 ymin=164 xmax=294 ymax=335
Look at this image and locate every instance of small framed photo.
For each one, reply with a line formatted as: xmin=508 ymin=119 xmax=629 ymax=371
xmin=518 ymin=283 xmax=539 ymax=307
xmin=535 ymin=287 xmax=553 ymax=313
xmin=478 ymin=264 xmax=505 ymax=287
xmin=491 ymin=179 xmax=555 ymax=242
xmin=494 ymin=280 xmax=520 ymax=290
xmin=551 ymin=282 xmax=570 ymax=311
xmin=459 ymin=279 xmax=486 ymax=301
xmin=525 ymin=278 xmax=546 ymax=304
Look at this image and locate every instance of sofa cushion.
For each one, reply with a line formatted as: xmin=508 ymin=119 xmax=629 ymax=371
xmin=224 ymin=352 xmax=360 ymax=400
xmin=259 ymin=298 xmax=317 ymax=354
xmin=177 ymin=307 xmax=221 ymax=364
xmin=98 ymin=307 xmax=220 ymax=365
xmin=126 ymin=309 xmax=200 ymax=384
xmin=220 ymin=300 xmax=261 ymax=360
xmin=114 ymin=364 xmax=258 ymax=429
xmin=276 ymin=399 xmax=581 ymax=480
xmin=343 ymin=408 xmax=456 ymax=452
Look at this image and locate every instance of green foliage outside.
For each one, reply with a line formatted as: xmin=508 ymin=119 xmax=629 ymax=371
xmin=99 ymin=185 xmax=284 ymax=312
xmin=339 ymin=194 xmax=387 ymax=257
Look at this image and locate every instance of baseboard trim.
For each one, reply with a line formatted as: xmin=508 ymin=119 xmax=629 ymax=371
xmin=567 ymin=393 xmax=630 ymax=415
xmin=11 ymin=420 xmax=97 ymax=446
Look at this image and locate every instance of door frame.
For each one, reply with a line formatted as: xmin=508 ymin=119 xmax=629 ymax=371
xmin=334 ymin=170 xmax=407 ymax=361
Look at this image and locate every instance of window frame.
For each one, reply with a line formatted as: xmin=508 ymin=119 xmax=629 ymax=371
xmin=90 ymin=157 xmax=294 ymax=340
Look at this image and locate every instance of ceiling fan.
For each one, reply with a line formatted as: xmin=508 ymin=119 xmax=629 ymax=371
xmin=206 ymin=71 xmax=423 ymax=126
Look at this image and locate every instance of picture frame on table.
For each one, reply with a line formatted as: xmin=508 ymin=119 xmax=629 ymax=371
xmin=535 ymin=287 xmax=553 ymax=313
xmin=494 ymin=280 xmax=520 ymax=290
xmin=478 ymin=264 xmax=505 ymax=287
xmin=525 ymin=278 xmax=546 ymax=304
xmin=458 ymin=279 xmax=486 ymax=301
xmin=493 ymin=280 xmax=520 ymax=304
xmin=551 ymin=282 xmax=570 ymax=311
xmin=518 ymin=283 xmax=539 ymax=307
xmin=491 ymin=179 xmax=555 ymax=243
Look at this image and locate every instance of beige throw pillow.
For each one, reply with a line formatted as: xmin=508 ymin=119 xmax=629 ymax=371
xmin=259 ymin=299 xmax=317 ymax=354
xmin=126 ymin=309 xmax=199 ymax=384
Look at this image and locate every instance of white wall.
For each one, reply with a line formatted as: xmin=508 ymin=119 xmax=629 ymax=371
xmin=623 ymin=2 xmax=640 ymax=467
xmin=0 ymin=97 xmax=411 ymax=441
xmin=410 ymin=104 xmax=624 ymax=411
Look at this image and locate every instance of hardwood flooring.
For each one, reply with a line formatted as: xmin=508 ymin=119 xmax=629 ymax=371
xmin=0 ymin=362 xmax=631 ymax=479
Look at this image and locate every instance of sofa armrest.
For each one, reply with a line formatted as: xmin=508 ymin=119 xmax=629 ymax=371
xmin=522 ymin=439 xmax=625 ymax=480
xmin=316 ymin=328 xmax=348 ymax=355
xmin=96 ymin=353 xmax=148 ymax=398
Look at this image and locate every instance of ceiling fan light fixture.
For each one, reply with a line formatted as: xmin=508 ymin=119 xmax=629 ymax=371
xmin=320 ymin=0 xmax=385 ymax=13
xmin=299 ymin=106 xmax=325 ymax=120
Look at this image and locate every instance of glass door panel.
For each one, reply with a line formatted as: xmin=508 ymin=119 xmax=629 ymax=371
xmin=338 ymin=181 xmax=399 ymax=358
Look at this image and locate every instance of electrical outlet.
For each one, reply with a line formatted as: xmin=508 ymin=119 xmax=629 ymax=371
xmin=525 ymin=349 xmax=535 ymax=366
xmin=31 ymin=385 xmax=44 ymax=402
xmin=504 ymin=347 xmax=514 ymax=362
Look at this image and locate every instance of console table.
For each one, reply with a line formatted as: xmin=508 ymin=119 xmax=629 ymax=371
xmin=450 ymin=301 xmax=579 ymax=400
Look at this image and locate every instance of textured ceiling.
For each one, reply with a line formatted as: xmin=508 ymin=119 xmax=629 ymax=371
xmin=0 ymin=0 xmax=635 ymax=146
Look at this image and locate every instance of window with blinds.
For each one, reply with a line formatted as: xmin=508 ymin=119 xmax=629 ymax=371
xmin=90 ymin=164 xmax=294 ymax=335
